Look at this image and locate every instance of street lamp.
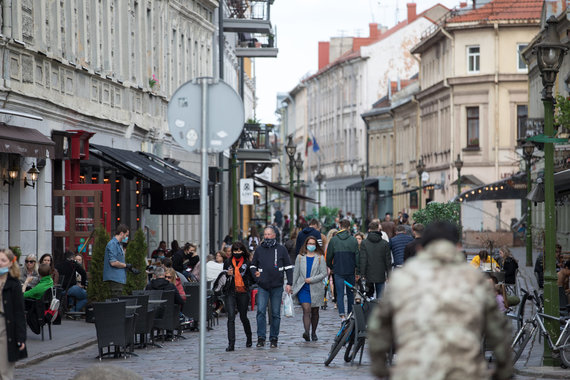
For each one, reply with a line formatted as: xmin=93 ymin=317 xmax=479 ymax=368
xmin=416 ymin=158 xmax=425 ymax=210
xmin=315 ymin=171 xmax=325 ymax=219
xmin=523 ymin=141 xmax=535 ymax=266
xmin=360 ymin=166 xmax=366 ymax=232
xmin=534 ymin=15 xmax=567 ymax=363
xmin=295 ymin=152 xmax=303 ymax=224
xmin=285 ymin=135 xmax=296 ymax=227
xmin=454 ymin=154 xmax=464 ymax=232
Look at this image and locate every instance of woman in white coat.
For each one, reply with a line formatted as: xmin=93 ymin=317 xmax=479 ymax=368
xmin=292 ymin=236 xmax=328 ymax=342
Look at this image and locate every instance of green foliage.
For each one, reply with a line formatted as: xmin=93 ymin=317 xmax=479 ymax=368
xmin=555 ymin=95 xmax=570 ymax=128
xmin=87 ymin=225 xmax=111 ymax=302
xmin=308 ymin=206 xmax=339 ymax=231
xmin=9 ymin=246 xmax=22 ymax=261
xmin=412 ymin=202 xmax=460 ymax=229
xmin=125 ymin=229 xmax=148 ymax=295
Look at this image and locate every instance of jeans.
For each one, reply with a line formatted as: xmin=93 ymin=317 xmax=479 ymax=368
xmin=67 ymin=285 xmax=87 ymax=312
xmin=225 ymin=292 xmax=252 ymax=345
xmin=334 ymin=273 xmax=355 ymax=316
xmin=373 ymin=282 xmax=385 ymax=299
xmin=256 ymin=286 xmax=283 ymax=341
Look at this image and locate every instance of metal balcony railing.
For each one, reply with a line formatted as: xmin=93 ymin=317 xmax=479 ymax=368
xmin=236 ymin=123 xmax=277 ymax=161
xmin=235 ymin=31 xmax=278 ymax=57
xmin=226 ymin=0 xmax=271 ymax=20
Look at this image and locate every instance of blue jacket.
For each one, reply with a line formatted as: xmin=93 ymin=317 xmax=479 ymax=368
xmin=295 ymin=227 xmax=323 ymax=257
xmin=326 ymin=230 xmax=359 ymax=276
xmin=250 ymin=241 xmax=293 ymax=290
xmin=390 ymin=233 xmax=414 ymax=267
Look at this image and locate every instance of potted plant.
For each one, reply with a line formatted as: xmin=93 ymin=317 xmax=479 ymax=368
xmin=412 ymin=202 xmax=461 ymax=233
xmin=86 ymin=225 xmax=111 ymax=322
xmin=9 ymin=246 xmax=22 ymax=263
xmin=267 ymin=33 xmax=274 ymax=48
xmin=125 ymin=228 xmax=148 ymax=295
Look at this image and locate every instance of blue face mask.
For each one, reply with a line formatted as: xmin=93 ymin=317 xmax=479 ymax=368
xmin=307 ymin=245 xmax=316 ymax=252
xmin=0 ymin=267 xmax=9 ymax=276
xmin=122 ymin=236 xmax=129 ymax=243
xmin=158 ymin=255 xmax=165 ymax=260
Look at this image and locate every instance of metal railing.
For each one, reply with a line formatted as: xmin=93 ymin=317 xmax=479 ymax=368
xmin=225 ymin=0 xmax=270 ymax=21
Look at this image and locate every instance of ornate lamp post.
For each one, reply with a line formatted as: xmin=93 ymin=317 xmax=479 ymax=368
xmin=360 ymin=166 xmax=366 ymax=232
xmin=454 ymin=154 xmax=464 ymax=232
xmin=285 ymin=135 xmax=297 ymax=227
xmin=416 ymin=158 xmax=425 ymax=210
xmin=295 ymin=152 xmax=303 ymax=224
xmin=523 ymin=141 xmax=535 ymax=266
xmin=534 ymin=16 xmax=567 ymax=363
xmin=315 ymin=171 xmax=325 ymax=219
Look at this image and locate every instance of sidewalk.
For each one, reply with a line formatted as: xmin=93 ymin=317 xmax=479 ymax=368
xmin=16 ymin=317 xmax=97 ymax=369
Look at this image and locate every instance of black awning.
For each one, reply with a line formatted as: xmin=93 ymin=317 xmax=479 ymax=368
xmin=89 ymin=144 xmax=200 ymax=200
xmin=346 ymin=178 xmax=379 ymax=191
xmin=0 ymin=123 xmax=55 ymax=158
xmin=455 ymin=172 xmax=527 ymax=202
xmin=450 ymin=174 xmax=485 ymax=187
xmin=253 ymin=176 xmax=318 ymax=203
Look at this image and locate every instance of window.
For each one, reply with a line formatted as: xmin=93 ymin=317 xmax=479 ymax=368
xmin=517 ymin=44 xmax=528 ymax=71
xmin=517 ymin=104 xmax=528 ymax=140
xmin=466 ymin=107 xmax=479 ymax=148
xmin=467 ymin=46 xmax=480 ymax=73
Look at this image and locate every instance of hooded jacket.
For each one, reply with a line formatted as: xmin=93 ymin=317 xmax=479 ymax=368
xmin=359 ymin=231 xmax=391 ymax=283
xmin=295 ymin=227 xmax=323 ymax=257
xmin=250 ymin=240 xmax=293 ymax=290
xmin=145 ymin=278 xmax=184 ymax=305
xmin=326 ymin=230 xmax=359 ymax=276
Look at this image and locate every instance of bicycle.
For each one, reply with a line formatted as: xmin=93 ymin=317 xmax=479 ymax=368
xmin=324 ymin=279 xmax=371 ymax=366
xmin=511 ymin=294 xmax=570 ymax=366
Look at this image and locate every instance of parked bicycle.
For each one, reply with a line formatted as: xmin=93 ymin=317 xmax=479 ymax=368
xmin=511 ymin=290 xmax=570 ymax=366
xmin=324 ymin=279 xmax=374 ymax=366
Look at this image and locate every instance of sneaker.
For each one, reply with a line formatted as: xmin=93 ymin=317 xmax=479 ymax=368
xmin=256 ymin=338 xmax=265 ymax=347
xmin=340 ymin=315 xmax=346 ymax=321
xmin=270 ymin=340 xmax=278 ymax=348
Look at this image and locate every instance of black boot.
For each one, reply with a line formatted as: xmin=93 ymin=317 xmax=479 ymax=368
xmin=246 ymin=335 xmax=252 ymax=347
xmin=226 ymin=343 xmax=235 ymax=352
xmin=256 ymin=338 xmax=265 ymax=347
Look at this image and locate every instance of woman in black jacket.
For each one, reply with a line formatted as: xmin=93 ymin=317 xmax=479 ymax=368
xmin=0 ymin=248 xmax=28 ymax=379
xmin=223 ymin=242 xmax=254 ymax=351
xmin=499 ymin=246 xmax=519 ymax=285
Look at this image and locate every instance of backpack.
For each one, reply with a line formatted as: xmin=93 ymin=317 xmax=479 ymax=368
xmin=44 ymin=287 xmax=60 ymax=323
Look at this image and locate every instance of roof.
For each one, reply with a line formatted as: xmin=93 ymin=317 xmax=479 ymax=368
xmin=448 ymin=0 xmax=542 ymax=23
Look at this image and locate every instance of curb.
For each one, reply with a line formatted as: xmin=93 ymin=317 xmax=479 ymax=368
xmin=514 ymin=367 xmax=570 ymax=379
xmin=15 ymin=339 xmax=97 ymax=369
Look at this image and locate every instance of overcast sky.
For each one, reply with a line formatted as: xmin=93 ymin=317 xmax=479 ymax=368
xmin=254 ymin=0 xmax=461 ymax=124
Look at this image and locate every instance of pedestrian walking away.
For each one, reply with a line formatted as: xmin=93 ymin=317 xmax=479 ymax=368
xmin=326 ymin=219 xmax=359 ymax=320
xmin=0 ymin=248 xmax=28 ymax=380
xmin=389 ymin=225 xmax=413 ymax=268
xmin=368 ymin=221 xmax=512 ymax=380
xmin=223 ymin=242 xmax=254 ymax=351
xmin=292 ymin=236 xmax=327 ymax=342
xmin=250 ymin=227 xmax=293 ymax=348
xmin=358 ymin=221 xmax=391 ymax=299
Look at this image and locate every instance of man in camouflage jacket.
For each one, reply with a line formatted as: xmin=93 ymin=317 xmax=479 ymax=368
xmin=368 ymin=221 xmax=512 ymax=380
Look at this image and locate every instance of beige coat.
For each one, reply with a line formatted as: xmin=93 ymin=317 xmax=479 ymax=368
xmin=292 ymin=254 xmax=327 ymax=307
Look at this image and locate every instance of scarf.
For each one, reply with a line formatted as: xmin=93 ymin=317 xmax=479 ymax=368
xmin=261 ymin=238 xmax=276 ymax=248
xmin=232 ymin=256 xmax=246 ymax=293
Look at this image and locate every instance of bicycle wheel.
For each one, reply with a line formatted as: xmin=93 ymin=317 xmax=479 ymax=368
xmin=325 ymin=319 xmax=355 ymax=366
xmin=512 ymin=323 xmax=534 ymax=363
xmin=343 ymin=332 xmax=355 ymax=362
xmin=559 ymin=331 xmax=570 ymax=368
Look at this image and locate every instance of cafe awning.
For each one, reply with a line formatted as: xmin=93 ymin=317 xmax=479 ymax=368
xmin=89 ymin=144 xmax=201 ymax=201
xmin=346 ymin=178 xmax=379 ymax=191
xmin=253 ymin=175 xmax=319 ymax=203
xmin=450 ymin=174 xmax=484 ymax=187
xmin=0 ymin=123 xmax=55 ymax=158
xmin=454 ymin=172 xmax=527 ymax=202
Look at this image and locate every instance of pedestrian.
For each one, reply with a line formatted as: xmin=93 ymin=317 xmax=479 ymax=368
xmin=380 ymin=213 xmax=396 ymax=239
xmin=295 ymin=219 xmax=325 ymax=258
xmin=274 ymin=208 xmax=283 ymax=228
xmin=400 ymin=213 xmax=413 ymax=236
xmin=368 ymin=221 xmax=513 ymax=380
xmin=247 ymin=226 xmax=260 ymax=252
xmin=403 ymin=223 xmax=424 ymax=262
xmin=0 ymin=248 xmax=28 ymax=380
xmin=39 ymin=254 xmax=59 ymax=286
xmin=498 ymin=246 xmax=518 ymax=285
xmin=358 ymin=221 xmax=391 ymax=299
xmin=389 ymin=225 xmax=413 ymax=268
xmin=325 ymin=228 xmax=339 ymax=308
xmin=326 ymin=219 xmax=359 ymax=320
xmin=282 ymin=214 xmax=291 ymax=240
xmin=151 ymin=241 xmax=168 ymax=260
xmin=103 ymin=224 xmax=130 ymax=297
xmin=284 ymin=227 xmax=299 ymax=265
xmin=470 ymin=250 xmax=500 ymax=271
xmin=292 ymin=236 xmax=327 ymax=342
xmin=250 ymin=227 xmax=293 ymax=348
xmin=223 ymin=242 xmax=254 ymax=351
xmin=19 ymin=254 xmax=39 ymax=290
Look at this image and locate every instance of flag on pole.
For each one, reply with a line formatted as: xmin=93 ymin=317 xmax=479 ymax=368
xmin=305 ymin=136 xmax=312 ymax=156
xmin=312 ymin=134 xmax=320 ymax=153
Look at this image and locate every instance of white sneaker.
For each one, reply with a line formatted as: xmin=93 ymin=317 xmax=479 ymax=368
xmin=340 ymin=315 xmax=346 ymax=321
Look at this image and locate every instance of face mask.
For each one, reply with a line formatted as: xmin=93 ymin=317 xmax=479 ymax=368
xmin=233 ymin=253 xmax=243 ymax=259
xmin=122 ymin=236 xmax=129 ymax=243
xmin=0 ymin=267 xmax=9 ymax=276
xmin=158 ymin=255 xmax=165 ymax=260
xmin=307 ymin=245 xmax=316 ymax=252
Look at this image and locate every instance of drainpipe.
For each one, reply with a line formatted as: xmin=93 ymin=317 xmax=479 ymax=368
xmin=494 ymin=22 xmax=500 ymax=181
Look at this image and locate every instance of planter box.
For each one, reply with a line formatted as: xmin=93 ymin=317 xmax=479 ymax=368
xmin=463 ymin=231 xmax=514 ymax=248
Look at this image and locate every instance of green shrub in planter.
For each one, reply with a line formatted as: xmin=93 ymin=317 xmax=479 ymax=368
xmin=412 ymin=202 xmax=460 ymax=231
xmin=87 ymin=225 xmax=111 ymax=303
xmin=125 ymin=228 xmax=148 ymax=295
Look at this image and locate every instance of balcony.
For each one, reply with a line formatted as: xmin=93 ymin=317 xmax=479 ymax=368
xmin=236 ymin=123 xmax=277 ymax=162
xmin=235 ymin=32 xmax=278 ymax=58
xmin=224 ymin=0 xmax=274 ymax=34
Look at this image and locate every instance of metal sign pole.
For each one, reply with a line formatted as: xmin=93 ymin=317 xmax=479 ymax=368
xmin=199 ymin=78 xmax=209 ymax=380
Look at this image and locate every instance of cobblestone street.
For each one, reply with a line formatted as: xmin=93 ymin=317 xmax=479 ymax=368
xmin=15 ymin=303 xmax=376 ymax=380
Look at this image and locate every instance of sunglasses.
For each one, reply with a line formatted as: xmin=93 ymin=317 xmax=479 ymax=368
xmin=25 ymin=260 xmax=36 ymax=263
xmin=165 ymin=276 xmax=173 ymax=279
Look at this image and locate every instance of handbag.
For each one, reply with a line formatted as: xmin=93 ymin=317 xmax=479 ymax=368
xmin=283 ymin=293 xmax=294 ymax=317
xmin=44 ymin=287 xmax=60 ymax=323
xmin=213 ymin=271 xmax=231 ymax=296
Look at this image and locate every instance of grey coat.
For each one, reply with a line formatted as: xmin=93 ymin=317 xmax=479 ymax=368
xmin=292 ymin=254 xmax=327 ymax=307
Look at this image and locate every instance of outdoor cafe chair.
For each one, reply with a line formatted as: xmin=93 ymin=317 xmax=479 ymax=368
xmin=92 ymin=301 xmax=136 ymax=359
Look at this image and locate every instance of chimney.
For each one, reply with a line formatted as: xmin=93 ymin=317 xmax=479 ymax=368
xmin=318 ymin=41 xmax=330 ymax=70
xmin=473 ymin=0 xmax=477 ymax=9
xmin=407 ymin=3 xmax=417 ymax=22
xmin=369 ymin=23 xmax=380 ymax=40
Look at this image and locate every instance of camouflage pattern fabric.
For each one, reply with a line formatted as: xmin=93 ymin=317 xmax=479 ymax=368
xmin=368 ymin=239 xmax=512 ymax=380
